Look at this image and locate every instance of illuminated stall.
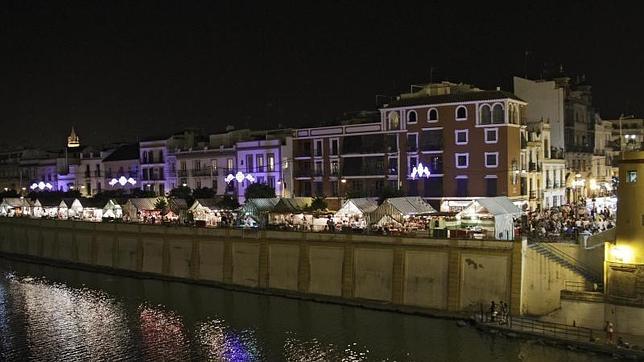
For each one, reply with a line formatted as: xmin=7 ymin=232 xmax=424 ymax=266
xmin=123 ymin=198 xmax=162 ymax=223
xmin=456 ymin=196 xmax=522 ymax=240
xmin=0 ymin=197 xmax=32 ymax=217
xmin=334 ymin=198 xmax=378 ymax=228
xmin=32 ymin=199 xmax=62 ymax=218
xmin=369 ymin=197 xmax=437 ymax=232
xmin=239 ymin=198 xmax=280 ymax=227
xmin=102 ymin=199 xmax=123 ymax=220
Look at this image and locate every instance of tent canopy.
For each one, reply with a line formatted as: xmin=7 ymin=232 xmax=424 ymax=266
xmin=189 ymin=198 xmax=222 ymax=212
xmin=335 ymin=198 xmax=378 ymax=218
xmin=242 ymin=198 xmax=280 ymax=215
xmin=1 ymin=198 xmax=30 ymax=208
xmin=272 ymin=197 xmax=312 ymax=214
xmin=126 ymin=198 xmax=159 ymax=211
xmin=369 ymin=196 xmax=437 ymax=224
xmin=458 ymin=196 xmax=522 ymax=217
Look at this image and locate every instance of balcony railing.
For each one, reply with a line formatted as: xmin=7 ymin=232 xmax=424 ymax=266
xmin=342 ymin=167 xmax=385 ymax=177
xmin=191 ymin=168 xmax=213 ymax=177
xmin=178 ymin=170 xmax=188 ymax=177
xmin=142 ymin=175 xmax=165 ymax=181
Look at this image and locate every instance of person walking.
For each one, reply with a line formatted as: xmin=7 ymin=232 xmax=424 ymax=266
xmin=489 ymin=301 xmax=497 ymax=322
xmin=605 ymin=321 xmax=615 ymax=344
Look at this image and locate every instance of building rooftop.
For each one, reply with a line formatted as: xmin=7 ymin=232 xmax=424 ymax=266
xmin=383 ymin=90 xmax=524 ymax=108
xmin=102 ymin=144 xmax=140 ymax=162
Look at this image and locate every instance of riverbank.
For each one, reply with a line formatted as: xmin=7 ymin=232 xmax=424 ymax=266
xmin=0 ymin=252 xmax=629 ymax=361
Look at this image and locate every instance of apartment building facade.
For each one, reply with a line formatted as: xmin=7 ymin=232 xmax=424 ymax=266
xmin=102 ymin=144 xmax=140 ymax=193
xmin=292 ymin=83 xmax=527 ymax=210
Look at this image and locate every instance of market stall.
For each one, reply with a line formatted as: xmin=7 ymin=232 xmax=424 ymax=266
xmin=369 ymin=197 xmax=437 ymax=232
xmin=78 ymin=198 xmax=105 ymax=222
xmin=102 ymin=199 xmax=123 ymax=220
xmin=0 ymin=197 xmax=32 ymax=217
xmin=334 ymin=198 xmax=378 ymax=230
xmin=239 ymin=198 xmax=280 ymax=227
xmin=32 ymin=198 xmax=62 ymax=218
xmin=123 ymin=198 xmax=163 ymax=223
xmin=456 ymin=196 xmax=522 ymax=240
xmin=63 ymin=198 xmax=84 ymax=219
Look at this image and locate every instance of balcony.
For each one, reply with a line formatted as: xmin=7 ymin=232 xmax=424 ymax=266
xmin=191 ymin=168 xmax=212 ymax=177
xmin=142 ymin=174 xmax=165 ymax=181
xmin=342 ymin=167 xmax=385 ymax=177
xmin=178 ymin=170 xmax=188 ymax=177
xmin=294 ymin=169 xmax=312 ymax=178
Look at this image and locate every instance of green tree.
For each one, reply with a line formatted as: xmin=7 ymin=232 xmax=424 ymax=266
xmin=131 ymin=189 xmax=157 ymax=198
xmin=154 ymin=197 xmax=169 ymax=221
xmin=193 ymin=187 xmax=215 ymax=199
xmin=244 ymin=183 xmax=275 ymax=200
xmin=217 ymin=195 xmax=240 ymax=210
xmin=169 ymin=186 xmax=192 ymax=201
xmin=310 ymin=195 xmax=328 ymax=211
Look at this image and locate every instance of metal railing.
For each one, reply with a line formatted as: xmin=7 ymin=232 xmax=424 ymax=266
xmin=564 ymin=280 xmax=589 ymax=292
xmin=508 ymin=317 xmax=594 ymax=342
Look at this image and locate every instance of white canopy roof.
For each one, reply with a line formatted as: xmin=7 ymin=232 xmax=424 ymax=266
xmin=126 ymin=198 xmax=159 ymax=211
xmin=459 ymin=196 xmax=522 ymax=217
xmin=369 ymin=196 xmax=437 ymax=224
xmin=1 ymin=198 xmax=30 ymax=208
xmin=335 ymin=198 xmax=378 ymax=218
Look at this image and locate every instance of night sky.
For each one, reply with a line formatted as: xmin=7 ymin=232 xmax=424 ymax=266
xmin=1 ymin=1 xmax=642 ymax=149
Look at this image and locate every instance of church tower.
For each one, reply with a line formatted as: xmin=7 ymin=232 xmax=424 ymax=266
xmin=67 ymin=127 xmax=80 ymax=148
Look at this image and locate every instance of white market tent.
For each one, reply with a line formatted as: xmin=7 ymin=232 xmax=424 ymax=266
xmin=457 ymin=196 xmax=522 ymax=240
xmin=335 ymin=198 xmax=378 ymax=221
xmin=102 ymin=199 xmax=123 ymax=219
xmin=189 ymin=198 xmax=222 ymax=225
xmin=32 ymin=199 xmax=63 ymax=218
xmin=123 ymin=198 xmax=160 ymax=222
xmin=240 ymin=198 xmax=280 ymax=227
xmin=369 ymin=196 xmax=437 ymax=224
xmin=0 ymin=197 xmax=32 ymax=217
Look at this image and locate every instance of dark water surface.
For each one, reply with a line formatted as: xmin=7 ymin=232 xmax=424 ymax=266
xmin=0 ymin=256 xmax=610 ymax=361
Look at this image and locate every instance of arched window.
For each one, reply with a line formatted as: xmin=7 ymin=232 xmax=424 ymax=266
xmin=427 ymin=108 xmax=438 ymax=122
xmin=492 ymin=104 xmax=504 ymax=124
xmin=407 ymin=110 xmax=417 ymax=124
xmin=456 ymin=106 xmax=467 ymax=120
xmin=480 ymin=105 xmax=491 ymax=125
xmin=389 ymin=112 xmax=400 ymax=130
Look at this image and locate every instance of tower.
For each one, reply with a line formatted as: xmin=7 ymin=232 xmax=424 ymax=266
xmin=67 ymin=127 xmax=80 ymax=148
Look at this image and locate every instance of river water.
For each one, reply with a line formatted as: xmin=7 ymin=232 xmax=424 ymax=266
xmin=0 ymin=256 xmax=610 ymax=361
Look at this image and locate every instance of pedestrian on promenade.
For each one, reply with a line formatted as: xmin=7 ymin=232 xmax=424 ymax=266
xmin=605 ymin=321 xmax=614 ymax=344
xmin=489 ymin=301 xmax=497 ymax=322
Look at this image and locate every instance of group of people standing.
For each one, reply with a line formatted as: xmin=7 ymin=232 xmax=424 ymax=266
xmin=488 ymin=300 xmax=509 ymax=325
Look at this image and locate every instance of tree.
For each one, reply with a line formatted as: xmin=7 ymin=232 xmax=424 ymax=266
xmin=169 ymin=186 xmax=192 ymax=201
xmin=130 ymin=189 xmax=157 ymax=198
xmin=193 ymin=187 xmax=215 ymax=199
xmin=244 ymin=183 xmax=275 ymax=200
xmin=377 ymin=185 xmax=405 ymax=205
xmin=310 ymin=195 xmax=328 ymax=211
xmin=154 ymin=197 xmax=169 ymax=221
xmin=217 ymin=195 xmax=240 ymax=210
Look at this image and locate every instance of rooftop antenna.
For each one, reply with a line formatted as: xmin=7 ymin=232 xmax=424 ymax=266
xmin=524 ymin=50 xmax=531 ymax=79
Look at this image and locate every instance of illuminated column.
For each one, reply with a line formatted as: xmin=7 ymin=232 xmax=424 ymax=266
xmin=605 ymin=151 xmax=644 ymax=300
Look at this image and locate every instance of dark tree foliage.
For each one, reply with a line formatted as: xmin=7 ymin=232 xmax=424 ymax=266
xmin=169 ymin=186 xmax=192 ymax=200
xmin=217 ymin=195 xmax=240 ymax=210
xmin=192 ymin=187 xmax=215 ymax=199
xmin=309 ymin=195 xmax=328 ymax=211
xmin=244 ymin=183 xmax=275 ymax=200
xmin=377 ymin=185 xmax=404 ymax=205
xmin=130 ymin=189 xmax=157 ymax=198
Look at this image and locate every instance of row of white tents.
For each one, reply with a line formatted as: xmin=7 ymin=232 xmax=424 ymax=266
xmin=335 ymin=196 xmax=522 ymax=240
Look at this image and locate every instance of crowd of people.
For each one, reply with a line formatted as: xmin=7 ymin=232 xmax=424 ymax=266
xmin=524 ymin=200 xmax=615 ymax=241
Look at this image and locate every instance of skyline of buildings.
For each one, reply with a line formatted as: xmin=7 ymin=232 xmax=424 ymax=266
xmin=1 ymin=74 xmax=641 ymax=211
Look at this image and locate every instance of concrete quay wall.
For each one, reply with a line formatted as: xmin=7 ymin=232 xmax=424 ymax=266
xmin=0 ymin=218 xmax=522 ymax=315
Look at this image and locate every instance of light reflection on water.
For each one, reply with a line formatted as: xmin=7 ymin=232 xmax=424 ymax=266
xmin=0 ymin=257 xmax=612 ymax=361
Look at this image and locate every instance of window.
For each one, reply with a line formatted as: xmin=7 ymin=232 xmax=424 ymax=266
xmin=455 ymin=153 xmax=469 ymax=168
xmin=330 ymin=180 xmax=338 ymax=196
xmin=227 ymin=158 xmax=234 ymax=172
xmin=407 ymin=110 xmax=418 ymax=124
xmin=246 ymin=155 xmax=254 ymax=173
xmin=428 ymin=108 xmax=439 ymax=122
xmin=456 ymin=177 xmax=468 ymax=197
xmin=267 ymin=153 xmax=275 ymax=172
xmin=480 ymin=104 xmax=491 ymax=125
xmin=424 ymin=177 xmax=443 ymax=197
xmin=492 ymin=104 xmax=504 ymax=124
xmin=330 ymin=160 xmax=339 ymax=175
xmin=330 ymin=139 xmax=339 ymax=156
xmin=389 ymin=112 xmax=400 ymax=130
xmin=455 ymin=130 xmax=468 ymax=145
xmin=388 ymin=157 xmax=398 ymax=175
xmin=267 ymin=176 xmax=275 ymax=188
xmin=485 ymin=152 xmax=499 ymax=168
xmin=257 ymin=155 xmax=264 ymax=172
xmin=485 ymin=177 xmax=498 ymax=196
xmin=407 ymin=133 xmax=418 ymax=152
xmin=627 ymin=170 xmax=637 ymax=183
xmin=314 ymin=139 xmax=323 ymax=157
xmin=193 ymin=160 xmax=201 ymax=170
xmin=456 ymin=106 xmax=467 ymax=120
xmin=408 ymin=156 xmax=418 ymax=172
xmin=420 ymin=130 xmax=443 ymax=151
xmin=485 ymin=128 xmax=498 ymax=144
xmin=314 ymin=160 xmax=323 ymax=176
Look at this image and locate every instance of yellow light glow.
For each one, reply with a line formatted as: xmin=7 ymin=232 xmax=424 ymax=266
xmin=611 ymin=246 xmax=634 ymax=263
xmin=589 ymin=178 xmax=599 ymax=190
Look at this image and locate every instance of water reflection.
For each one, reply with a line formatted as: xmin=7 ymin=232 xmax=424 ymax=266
xmin=0 ymin=257 xmax=612 ymax=361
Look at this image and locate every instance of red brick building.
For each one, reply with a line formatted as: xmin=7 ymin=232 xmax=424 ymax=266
xmin=292 ymin=83 xmax=528 ymax=210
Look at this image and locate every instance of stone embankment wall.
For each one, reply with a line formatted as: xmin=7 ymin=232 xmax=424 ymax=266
xmin=0 ymin=218 xmax=522 ymax=315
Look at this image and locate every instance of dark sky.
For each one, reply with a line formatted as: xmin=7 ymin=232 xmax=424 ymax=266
xmin=1 ymin=1 xmax=642 ymax=148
